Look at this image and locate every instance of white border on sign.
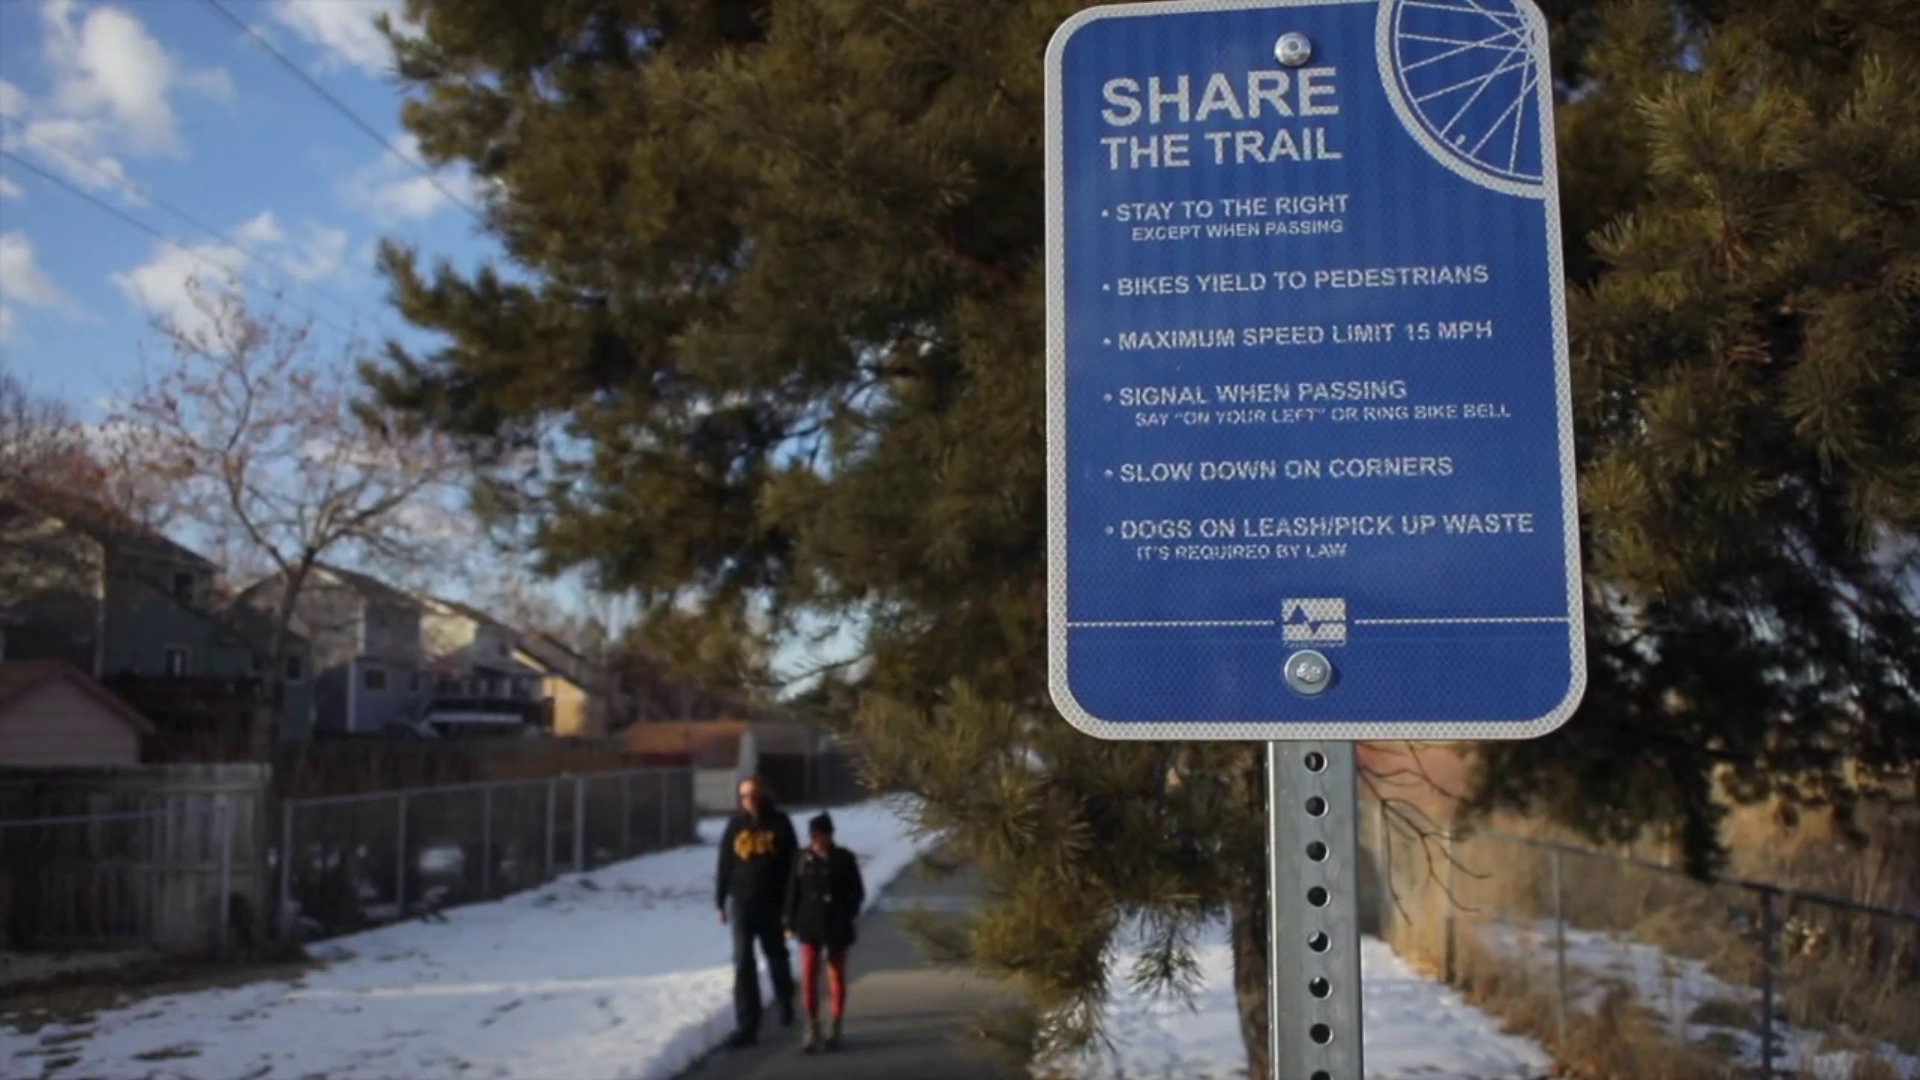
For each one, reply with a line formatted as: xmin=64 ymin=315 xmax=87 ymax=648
xmin=1043 ymin=0 xmax=1586 ymax=742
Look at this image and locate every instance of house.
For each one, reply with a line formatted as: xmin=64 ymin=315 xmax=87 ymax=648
xmin=0 ymin=660 xmax=154 ymax=767
xmin=243 ymin=568 xmax=556 ymax=738
xmin=414 ymin=595 xmax=550 ymax=737
xmin=0 ymin=491 xmax=313 ymax=743
xmin=243 ymin=565 xmax=436 ymax=736
xmin=512 ymin=631 xmax=613 ymax=738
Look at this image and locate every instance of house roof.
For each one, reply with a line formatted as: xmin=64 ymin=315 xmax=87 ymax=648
xmin=513 ymin=632 xmax=598 ymax=683
xmin=0 ymin=661 xmax=157 ymax=735
xmin=421 ymin=593 xmax=503 ymax=628
xmin=314 ymin=563 xmax=421 ymax=607
xmin=1 ymin=485 xmax=213 ymax=570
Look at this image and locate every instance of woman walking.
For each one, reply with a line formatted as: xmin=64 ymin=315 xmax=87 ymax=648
xmin=784 ymin=812 xmax=866 ymax=1053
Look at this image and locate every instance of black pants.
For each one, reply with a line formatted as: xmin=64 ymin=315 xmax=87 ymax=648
xmin=730 ymin=901 xmax=793 ymax=1033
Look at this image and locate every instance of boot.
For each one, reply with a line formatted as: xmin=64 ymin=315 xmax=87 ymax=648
xmin=825 ymin=1015 xmax=843 ymax=1050
xmin=801 ymin=1016 xmax=823 ymax=1054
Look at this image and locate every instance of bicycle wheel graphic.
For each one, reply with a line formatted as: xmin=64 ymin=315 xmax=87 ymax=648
xmin=1379 ymin=0 xmax=1550 ymax=195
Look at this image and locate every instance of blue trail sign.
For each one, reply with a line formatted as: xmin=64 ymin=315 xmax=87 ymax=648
xmin=1045 ymin=0 xmax=1584 ymax=740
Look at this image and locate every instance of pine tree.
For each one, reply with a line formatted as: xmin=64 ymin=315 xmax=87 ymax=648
xmin=367 ymin=0 xmax=1919 ymax=1070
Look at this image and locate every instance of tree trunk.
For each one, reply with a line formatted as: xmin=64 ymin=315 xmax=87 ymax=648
xmin=1229 ymin=747 xmax=1270 ymax=1078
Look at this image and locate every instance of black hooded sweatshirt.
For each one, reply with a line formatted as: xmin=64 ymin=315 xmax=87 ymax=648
xmin=715 ymin=798 xmax=798 ymax=913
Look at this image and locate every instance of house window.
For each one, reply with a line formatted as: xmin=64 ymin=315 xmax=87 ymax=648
xmin=408 ymin=670 xmax=420 ymax=693
xmin=164 ymin=646 xmax=190 ymax=676
xmin=171 ymin=571 xmax=194 ymax=603
xmin=252 ymin=653 xmax=267 ymax=673
xmin=363 ymin=666 xmax=387 ymax=692
xmin=285 ymin=655 xmax=304 ymax=682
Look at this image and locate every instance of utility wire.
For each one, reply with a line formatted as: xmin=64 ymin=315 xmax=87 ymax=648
xmin=198 ymin=0 xmax=486 ymax=224
xmin=4 ymin=122 xmax=399 ymax=337
xmin=1 ymin=148 xmax=376 ymax=344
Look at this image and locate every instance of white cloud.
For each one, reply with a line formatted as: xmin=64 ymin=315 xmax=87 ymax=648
xmin=0 ymin=79 xmax=25 ymax=120
xmin=340 ymin=133 xmax=480 ymax=224
xmin=6 ymin=116 xmax=144 ymax=204
xmin=111 ymin=239 xmax=249 ymax=337
xmin=234 ymin=210 xmax=287 ymax=249
xmin=0 ymin=1 xmax=235 ymax=203
xmin=0 ymin=175 xmax=20 ymax=200
xmin=110 ymin=211 xmax=350 ymax=336
xmin=0 ymin=231 xmax=78 ymax=310
xmin=0 ymin=230 xmax=80 ymax=343
xmin=284 ymin=226 xmax=349 ymax=282
xmin=272 ymin=0 xmax=419 ymax=76
xmin=183 ymin=66 xmax=238 ymax=104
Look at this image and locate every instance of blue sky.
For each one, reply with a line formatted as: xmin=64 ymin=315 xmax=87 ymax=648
xmin=0 ymin=0 xmax=492 ymax=415
xmin=0 ymin=0 xmax=861 ymax=689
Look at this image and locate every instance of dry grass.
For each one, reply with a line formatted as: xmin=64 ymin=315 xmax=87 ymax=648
xmin=1363 ymin=790 xmax=1918 ymax=1079
xmin=1395 ymin=923 xmax=1727 ymax=1080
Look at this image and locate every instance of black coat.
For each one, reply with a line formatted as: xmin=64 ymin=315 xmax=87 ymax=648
xmin=716 ymin=808 xmax=798 ymax=913
xmin=784 ymin=845 xmax=866 ymax=948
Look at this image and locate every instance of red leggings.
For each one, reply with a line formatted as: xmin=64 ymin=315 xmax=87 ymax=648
xmin=798 ymin=943 xmax=848 ymax=1019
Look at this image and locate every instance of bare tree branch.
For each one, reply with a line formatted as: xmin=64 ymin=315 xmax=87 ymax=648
xmin=110 ymin=282 xmax=461 ymax=749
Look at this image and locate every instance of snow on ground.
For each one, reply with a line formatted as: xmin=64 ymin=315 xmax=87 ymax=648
xmin=1482 ymin=922 xmax=1919 ymax=1080
xmin=3 ymin=798 xmax=927 ymax=1080
xmin=1037 ymin=919 xmax=1556 ymax=1080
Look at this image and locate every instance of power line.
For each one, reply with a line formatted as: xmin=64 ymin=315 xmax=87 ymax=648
xmin=198 ymin=0 xmax=486 ymax=224
xmin=0 ymin=148 xmax=377 ymax=344
xmin=4 ymin=122 xmax=398 ymax=336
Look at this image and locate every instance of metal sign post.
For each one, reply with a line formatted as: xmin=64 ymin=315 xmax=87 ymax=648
xmin=1045 ymin=1 xmax=1580 ymax=1076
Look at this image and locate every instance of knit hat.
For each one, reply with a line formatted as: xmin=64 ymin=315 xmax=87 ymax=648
xmin=808 ymin=812 xmax=835 ymax=836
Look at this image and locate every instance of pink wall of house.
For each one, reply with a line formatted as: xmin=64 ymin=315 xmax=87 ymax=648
xmin=0 ymin=678 xmax=142 ymax=767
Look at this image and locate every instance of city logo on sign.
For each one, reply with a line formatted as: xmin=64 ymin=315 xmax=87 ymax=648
xmin=1282 ymin=598 xmax=1347 ymax=645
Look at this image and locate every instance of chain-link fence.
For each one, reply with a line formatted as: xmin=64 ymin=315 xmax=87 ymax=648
xmin=1360 ymin=801 xmax=1920 ymax=1079
xmin=277 ymin=768 xmax=694 ymax=941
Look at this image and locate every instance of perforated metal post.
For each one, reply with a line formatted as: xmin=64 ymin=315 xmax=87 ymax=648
xmin=1268 ymin=741 xmax=1364 ymax=1080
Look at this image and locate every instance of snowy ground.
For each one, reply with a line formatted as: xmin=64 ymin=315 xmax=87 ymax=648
xmin=1483 ymin=922 xmax=1919 ymax=1080
xmin=1038 ymin=920 xmax=1557 ymax=1080
xmin=3 ymin=798 xmax=927 ymax=1080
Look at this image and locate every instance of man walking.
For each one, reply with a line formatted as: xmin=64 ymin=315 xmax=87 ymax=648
xmin=715 ymin=774 xmax=798 ymax=1048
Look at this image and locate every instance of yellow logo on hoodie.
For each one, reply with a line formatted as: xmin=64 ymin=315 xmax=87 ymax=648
xmin=734 ymin=827 xmax=777 ymax=859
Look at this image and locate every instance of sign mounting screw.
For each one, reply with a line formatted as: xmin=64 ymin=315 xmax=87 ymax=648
xmin=1275 ymin=32 xmax=1314 ymax=68
xmin=1286 ymin=650 xmax=1333 ymax=694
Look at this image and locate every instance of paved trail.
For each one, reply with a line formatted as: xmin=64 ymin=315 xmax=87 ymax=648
xmin=674 ymin=856 xmax=1023 ymax=1080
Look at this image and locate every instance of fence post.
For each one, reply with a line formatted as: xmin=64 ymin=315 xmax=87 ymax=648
xmin=658 ymin=770 xmax=669 ymax=848
xmin=1552 ymin=847 xmax=1568 ymax=1050
xmin=278 ymin=799 xmax=294 ymax=940
xmin=214 ymin=796 xmax=233 ymax=955
xmin=620 ymin=773 xmax=632 ymax=858
xmin=480 ymin=784 xmax=493 ymax=899
xmin=572 ymin=775 xmax=587 ymax=874
xmin=1759 ymin=889 xmax=1778 ymax=1078
xmin=545 ymin=776 xmax=558 ymax=877
xmin=395 ymin=793 xmax=409 ymax=916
